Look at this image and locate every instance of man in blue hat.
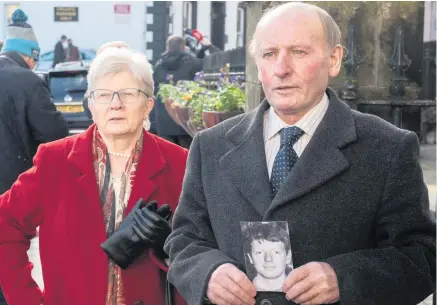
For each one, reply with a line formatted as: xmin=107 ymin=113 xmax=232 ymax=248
xmin=1 ymin=9 xmax=41 ymax=69
xmin=0 ymin=10 xmax=69 ymax=303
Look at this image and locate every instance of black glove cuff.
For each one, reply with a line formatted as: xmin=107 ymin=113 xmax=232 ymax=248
xmin=153 ymin=246 xmax=169 ymax=260
xmin=101 ymin=240 xmax=132 ymax=269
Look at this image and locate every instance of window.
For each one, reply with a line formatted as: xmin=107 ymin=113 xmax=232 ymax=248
xmin=49 ymin=71 xmax=88 ymax=103
xmin=236 ymin=7 xmax=245 ymax=48
xmin=168 ymin=2 xmax=174 ymax=34
xmin=182 ymin=1 xmax=192 ymax=30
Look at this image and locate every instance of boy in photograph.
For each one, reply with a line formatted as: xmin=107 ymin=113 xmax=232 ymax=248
xmin=241 ymin=221 xmax=292 ymax=292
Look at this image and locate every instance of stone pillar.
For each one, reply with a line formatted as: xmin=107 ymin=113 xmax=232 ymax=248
xmin=244 ymin=1 xmax=264 ymax=111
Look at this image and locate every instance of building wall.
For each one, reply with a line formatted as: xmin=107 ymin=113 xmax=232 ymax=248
xmin=224 ymin=1 xmax=239 ymax=50
xmin=0 ymin=1 xmax=146 ymax=53
xmin=196 ymin=1 xmax=211 ymax=39
xmin=170 ymin=1 xmax=238 ymax=51
xmin=1 ymin=0 xmax=241 ymax=55
xmin=171 ymin=1 xmax=184 ymax=37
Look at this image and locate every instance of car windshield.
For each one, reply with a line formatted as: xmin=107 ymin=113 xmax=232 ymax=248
xmin=40 ymin=52 xmax=54 ymax=61
xmin=49 ymin=71 xmax=88 ymax=103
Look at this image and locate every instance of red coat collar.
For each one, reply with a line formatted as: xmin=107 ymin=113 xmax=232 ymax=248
xmin=66 ymin=124 xmax=167 ymax=214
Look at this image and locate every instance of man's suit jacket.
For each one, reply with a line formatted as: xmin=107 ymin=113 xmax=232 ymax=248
xmin=165 ymin=88 xmax=436 ymax=305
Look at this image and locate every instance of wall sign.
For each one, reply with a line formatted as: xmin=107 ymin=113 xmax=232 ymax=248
xmin=54 ymin=7 xmax=79 ymax=22
xmin=114 ymin=4 xmax=131 ymax=14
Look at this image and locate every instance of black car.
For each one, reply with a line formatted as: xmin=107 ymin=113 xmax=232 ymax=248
xmin=36 ymin=62 xmax=92 ymax=134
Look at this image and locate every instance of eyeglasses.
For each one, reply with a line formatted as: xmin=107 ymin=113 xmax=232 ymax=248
xmin=90 ymin=88 xmax=149 ymax=104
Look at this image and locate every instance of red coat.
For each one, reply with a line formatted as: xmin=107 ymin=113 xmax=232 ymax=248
xmin=0 ymin=125 xmax=188 ymax=305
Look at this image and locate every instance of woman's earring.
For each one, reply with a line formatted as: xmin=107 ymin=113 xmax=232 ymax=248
xmin=143 ymin=117 xmax=151 ymax=130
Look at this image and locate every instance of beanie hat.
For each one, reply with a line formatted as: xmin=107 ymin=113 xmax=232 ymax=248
xmin=1 ymin=9 xmax=40 ymax=60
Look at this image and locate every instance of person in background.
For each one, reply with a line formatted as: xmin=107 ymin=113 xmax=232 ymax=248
xmin=0 ymin=46 xmax=188 ymax=305
xmin=152 ymin=35 xmax=216 ymax=148
xmin=0 ymin=41 xmax=3 ymax=51
xmin=65 ymin=38 xmax=80 ymax=62
xmin=0 ymin=8 xmax=69 ymax=305
xmin=164 ymin=2 xmax=436 ymax=305
xmin=52 ymin=34 xmax=67 ymax=68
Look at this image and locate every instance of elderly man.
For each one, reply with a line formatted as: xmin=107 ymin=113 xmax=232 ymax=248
xmin=165 ymin=2 xmax=436 ymax=305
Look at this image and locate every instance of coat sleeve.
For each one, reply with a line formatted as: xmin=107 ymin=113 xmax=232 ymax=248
xmin=325 ymin=131 xmax=436 ymax=305
xmin=27 ymin=79 xmax=69 ymax=143
xmin=164 ymin=133 xmax=237 ymax=305
xmin=0 ymin=145 xmax=49 ymax=305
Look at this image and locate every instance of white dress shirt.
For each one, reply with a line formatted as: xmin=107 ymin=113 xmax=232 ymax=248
xmin=264 ymin=93 xmax=329 ymax=178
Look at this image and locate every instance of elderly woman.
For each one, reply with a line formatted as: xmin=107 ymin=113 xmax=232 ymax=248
xmin=0 ymin=47 xmax=188 ymax=305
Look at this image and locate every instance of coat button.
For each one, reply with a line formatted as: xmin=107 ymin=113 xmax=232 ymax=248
xmin=260 ymin=299 xmax=272 ymax=305
xmin=133 ymin=301 xmax=143 ymax=305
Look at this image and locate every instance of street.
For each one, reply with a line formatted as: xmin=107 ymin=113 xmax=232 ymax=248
xmin=27 ymin=145 xmax=436 ymax=304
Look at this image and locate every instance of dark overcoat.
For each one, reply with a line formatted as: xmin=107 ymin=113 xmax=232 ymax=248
xmin=165 ymin=88 xmax=436 ymax=305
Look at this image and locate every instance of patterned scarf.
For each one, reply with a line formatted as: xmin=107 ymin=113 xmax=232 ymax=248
xmin=92 ymin=128 xmax=143 ymax=305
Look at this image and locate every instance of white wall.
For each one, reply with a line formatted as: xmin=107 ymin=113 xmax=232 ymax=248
xmin=1 ymin=1 xmax=146 ymax=53
xmin=171 ymin=1 xmax=183 ymax=37
xmin=196 ymin=1 xmax=211 ymax=39
xmin=225 ymin=1 xmax=239 ymax=50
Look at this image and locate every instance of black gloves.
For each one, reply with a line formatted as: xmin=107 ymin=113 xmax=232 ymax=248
xmin=100 ymin=199 xmax=172 ymax=269
xmin=133 ymin=201 xmax=171 ymax=254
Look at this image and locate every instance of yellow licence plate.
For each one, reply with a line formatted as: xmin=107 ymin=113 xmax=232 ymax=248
xmin=57 ymin=105 xmax=84 ymax=113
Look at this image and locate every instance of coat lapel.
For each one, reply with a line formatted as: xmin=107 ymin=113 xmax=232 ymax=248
xmin=125 ymin=132 xmax=166 ymax=214
xmin=67 ymin=125 xmax=107 ymax=240
xmin=67 ymin=126 xmax=166 ymax=229
xmin=266 ymin=89 xmax=357 ymax=215
xmin=219 ymin=101 xmax=273 ymax=216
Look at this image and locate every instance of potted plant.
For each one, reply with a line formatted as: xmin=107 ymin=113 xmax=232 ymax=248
xmin=157 ymin=64 xmax=247 ymax=137
xmin=202 ymin=83 xmax=245 ymax=128
xmin=201 ymin=64 xmax=246 ymax=129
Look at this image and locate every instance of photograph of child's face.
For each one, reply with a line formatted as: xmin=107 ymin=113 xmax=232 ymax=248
xmin=241 ymin=221 xmax=293 ymax=292
xmin=249 ymin=239 xmax=291 ymax=281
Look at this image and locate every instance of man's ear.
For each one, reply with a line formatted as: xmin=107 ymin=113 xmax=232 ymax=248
xmin=328 ymin=44 xmax=344 ymax=78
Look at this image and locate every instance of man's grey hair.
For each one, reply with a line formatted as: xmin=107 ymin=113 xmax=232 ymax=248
xmin=249 ymin=2 xmax=342 ymax=57
xmin=166 ymin=35 xmax=185 ymax=53
xmin=87 ymin=47 xmax=154 ymax=98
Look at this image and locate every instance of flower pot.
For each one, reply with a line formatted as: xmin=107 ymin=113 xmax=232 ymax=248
xmin=164 ymin=98 xmax=182 ymax=126
xmin=187 ymin=107 xmax=205 ymax=136
xmin=202 ymin=110 xmax=245 ymax=129
xmin=173 ymin=106 xmax=200 ymax=137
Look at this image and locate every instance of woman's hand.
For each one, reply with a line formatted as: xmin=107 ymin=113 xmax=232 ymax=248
xmin=132 ymin=202 xmax=171 ymax=250
xmin=100 ymin=199 xmax=171 ymax=269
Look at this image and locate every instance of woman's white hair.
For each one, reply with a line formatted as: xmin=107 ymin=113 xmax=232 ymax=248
xmin=87 ymin=47 xmax=154 ymax=98
xmin=87 ymin=47 xmax=154 ymax=130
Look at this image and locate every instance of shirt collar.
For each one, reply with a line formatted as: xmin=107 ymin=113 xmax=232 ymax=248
xmin=264 ymin=93 xmax=329 ymax=141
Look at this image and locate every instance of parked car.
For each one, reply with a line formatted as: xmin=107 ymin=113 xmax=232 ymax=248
xmin=35 ymin=48 xmax=96 ymax=72
xmin=36 ymin=62 xmax=92 ymax=134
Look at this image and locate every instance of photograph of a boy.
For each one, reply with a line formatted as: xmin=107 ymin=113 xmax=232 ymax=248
xmin=240 ymin=221 xmax=293 ymax=292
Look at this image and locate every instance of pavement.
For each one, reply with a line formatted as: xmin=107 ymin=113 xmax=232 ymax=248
xmin=27 ymin=145 xmax=436 ymax=303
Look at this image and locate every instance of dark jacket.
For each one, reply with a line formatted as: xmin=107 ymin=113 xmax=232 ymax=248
xmin=66 ymin=45 xmax=80 ymax=62
xmin=165 ymin=88 xmax=436 ymax=305
xmin=153 ymin=51 xmax=204 ymax=137
xmin=53 ymin=41 xmax=65 ymax=68
xmin=0 ymin=51 xmax=69 ymax=194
